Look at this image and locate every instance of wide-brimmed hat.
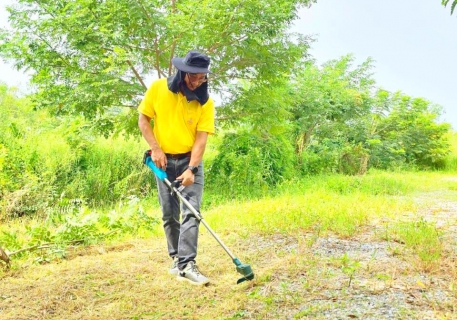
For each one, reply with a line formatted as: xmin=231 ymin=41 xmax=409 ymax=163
xmin=172 ymin=50 xmax=211 ymax=74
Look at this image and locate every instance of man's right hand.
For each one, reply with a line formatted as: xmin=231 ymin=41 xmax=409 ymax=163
xmin=138 ymin=113 xmax=167 ymax=170
xmin=151 ymin=148 xmax=167 ymax=170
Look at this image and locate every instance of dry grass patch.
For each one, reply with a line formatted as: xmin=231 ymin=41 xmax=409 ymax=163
xmin=1 ymin=174 xmax=457 ymax=319
xmin=1 ymin=227 xmax=456 ymax=319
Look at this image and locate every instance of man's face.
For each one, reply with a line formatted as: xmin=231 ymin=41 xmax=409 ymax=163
xmin=185 ymin=73 xmax=207 ymax=91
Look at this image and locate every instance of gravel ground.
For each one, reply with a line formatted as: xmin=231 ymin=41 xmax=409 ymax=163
xmin=247 ymin=191 xmax=457 ymax=319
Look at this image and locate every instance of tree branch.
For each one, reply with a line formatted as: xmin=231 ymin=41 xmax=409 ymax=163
xmin=154 ymin=36 xmax=164 ymax=78
xmin=207 ymin=4 xmax=243 ymax=53
xmin=8 ymin=240 xmax=85 ymax=256
xmin=168 ymin=0 xmax=177 ymax=76
xmin=135 ymin=0 xmax=153 ymax=21
xmin=126 ymin=60 xmax=147 ymax=89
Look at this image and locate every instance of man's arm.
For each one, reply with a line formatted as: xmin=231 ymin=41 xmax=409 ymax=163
xmin=190 ymin=131 xmax=209 ymax=167
xmin=138 ymin=113 xmax=167 ymax=169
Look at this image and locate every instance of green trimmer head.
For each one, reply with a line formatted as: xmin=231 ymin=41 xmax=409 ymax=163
xmin=234 ymin=258 xmax=255 ymax=284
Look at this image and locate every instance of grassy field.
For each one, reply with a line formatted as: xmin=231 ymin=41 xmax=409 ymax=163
xmin=1 ymin=171 xmax=456 ymax=319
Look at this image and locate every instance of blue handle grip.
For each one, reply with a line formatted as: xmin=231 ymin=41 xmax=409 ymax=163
xmin=145 ymin=155 xmax=168 ymax=181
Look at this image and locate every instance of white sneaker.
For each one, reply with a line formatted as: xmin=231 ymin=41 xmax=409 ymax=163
xmin=177 ymin=261 xmax=210 ymax=286
xmin=169 ymin=257 xmax=179 ymax=275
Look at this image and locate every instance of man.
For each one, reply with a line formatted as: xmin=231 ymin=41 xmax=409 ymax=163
xmin=138 ymin=50 xmax=215 ymax=286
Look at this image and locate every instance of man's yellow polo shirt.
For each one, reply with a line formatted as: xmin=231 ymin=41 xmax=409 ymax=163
xmin=138 ymin=78 xmax=215 ymax=154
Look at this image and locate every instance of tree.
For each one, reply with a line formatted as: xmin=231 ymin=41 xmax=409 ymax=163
xmin=373 ymin=94 xmax=451 ymax=168
xmin=0 ymin=0 xmax=315 ymax=135
xmin=288 ymin=55 xmax=375 ymax=157
xmin=442 ymin=0 xmax=457 ymax=14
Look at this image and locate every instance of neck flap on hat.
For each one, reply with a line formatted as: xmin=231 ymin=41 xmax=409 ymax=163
xmin=167 ymin=71 xmax=209 ymax=105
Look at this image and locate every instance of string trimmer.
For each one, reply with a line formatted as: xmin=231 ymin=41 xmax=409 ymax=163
xmin=143 ymin=150 xmax=254 ymax=284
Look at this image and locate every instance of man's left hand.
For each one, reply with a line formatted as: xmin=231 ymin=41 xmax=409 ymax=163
xmin=177 ymin=169 xmax=195 ymax=186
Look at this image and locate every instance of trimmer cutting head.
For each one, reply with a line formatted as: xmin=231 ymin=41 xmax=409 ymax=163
xmin=233 ymin=258 xmax=255 ymax=284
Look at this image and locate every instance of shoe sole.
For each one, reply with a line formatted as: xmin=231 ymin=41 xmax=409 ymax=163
xmin=169 ymin=269 xmax=179 ymax=275
xmin=176 ymin=275 xmax=210 ymax=286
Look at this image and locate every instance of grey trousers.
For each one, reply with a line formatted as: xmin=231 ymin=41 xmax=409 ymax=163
xmin=155 ymin=156 xmax=203 ymax=270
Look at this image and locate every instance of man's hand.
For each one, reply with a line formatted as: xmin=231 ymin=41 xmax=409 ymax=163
xmin=177 ymin=168 xmax=195 ymax=186
xmin=138 ymin=113 xmax=166 ymax=169
xmin=151 ymin=148 xmax=167 ymax=170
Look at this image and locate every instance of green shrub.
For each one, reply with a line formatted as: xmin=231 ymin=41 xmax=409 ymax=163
xmin=300 ymin=147 xmax=339 ymax=175
xmin=206 ymin=129 xmax=296 ymax=198
xmin=443 ymin=156 xmax=457 ymax=172
xmin=301 ymin=141 xmax=369 ymax=176
xmin=63 ymin=136 xmax=155 ymax=207
xmin=339 ymin=143 xmax=369 ymax=175
xmin=372 ymin=96 xmax=451 ymax=169
xmin=0 ymin=86 xmax=155 ymax=218
xmin=442 ymin=132 xmax=457 ymax=172
xmin=0 ymin=195 xmax=160 ymax=262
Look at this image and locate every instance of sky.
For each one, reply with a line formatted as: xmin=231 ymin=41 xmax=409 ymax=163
xmin=292 ymin=0 xmax=457 ymax=129
xmin=1 ymin=0 xmax=456 ymax=128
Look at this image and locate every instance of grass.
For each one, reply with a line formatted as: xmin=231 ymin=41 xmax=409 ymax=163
xmin=0 ymin=170 xmax=456 ymax=319
xmin=203 ymin=191 xmax=414 ymax=238
xmin=392 ymin=219 xmax=443 ymax=262
xmin=442 ymin=131 xmax=457 ymax=172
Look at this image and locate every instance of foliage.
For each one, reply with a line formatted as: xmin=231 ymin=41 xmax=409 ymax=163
xmin=0 ymin=0 xmax=316 ymax=135
xmin=315 ymin=171 xmax=415 ymax=196
xmin=289 ymin=55 xmax=375 ymax=157
xmin=290 ymin=65 xmax=452 ymax=173
xmin=1 ymin=56 xmax=454 ymax=219
xmin=0 ymin=195 xmax=159 ymax=262
xmin=212 ymin=56 xmax=392 ymax=177
xmin=299 ymin=139 xmax=340 ymax=175
xmin=337 ymin=253 xmax=361 ymax=287
xmin=442 ymin=132 xmax=457 ymax=171
xmin=371 ymin=94 xmax=451 ymax=169
xmin=207 ymin=128 xmax=296 ymax=197
xmin=218 ymin=78 xmax=295 ymax=135
xmin=442 ymin=0 xmax=457 ymax=14
xmin=65 ymin=136 xmax=155 ymax=207
xmin=279 ymin=55 xmax=378 ymax=175
xmin=299 ymin=139 xmax=369 ymax=175
xmin=204 ymin=170 xmax=448 ymax=240
xmin=0 ymin=83 xmax=155 ymax=220
xmin=0 ymin=83 xmax=55 ymax=218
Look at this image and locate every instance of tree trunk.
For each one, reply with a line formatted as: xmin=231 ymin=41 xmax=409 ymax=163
xmin=296 ymin=124 xmax=316 ymax=161
xmin=0 ymin=246 xmax=10 ymax=268
xmin=358 ymin=154 xmax=369 ymax=175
